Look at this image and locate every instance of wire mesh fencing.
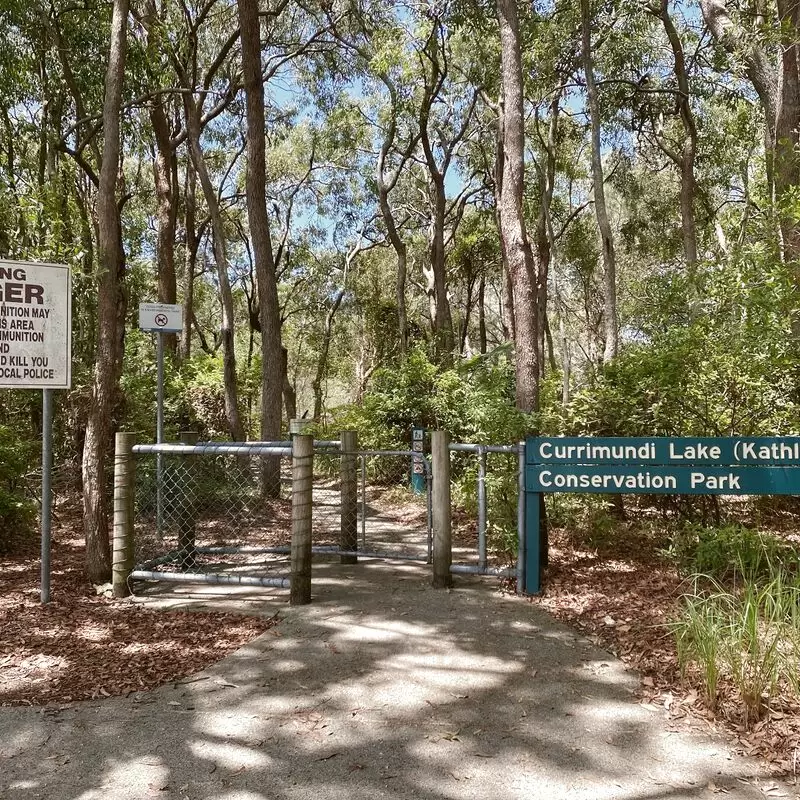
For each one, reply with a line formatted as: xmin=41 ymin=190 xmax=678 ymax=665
xmin=130 ymin=443 xmax=294 ymax=588
xmin=112 ymin=434 xmax=519 ymax=597
xmin=298 ymin=445 xmax=431 ymax=563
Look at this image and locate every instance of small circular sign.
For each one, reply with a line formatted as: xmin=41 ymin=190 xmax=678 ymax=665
xmin=154 ymin=313 xmax=169 ymax=327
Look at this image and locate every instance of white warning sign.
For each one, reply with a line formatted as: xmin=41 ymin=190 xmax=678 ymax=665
xmin=0 ymin=261 xmax=71 ymax=389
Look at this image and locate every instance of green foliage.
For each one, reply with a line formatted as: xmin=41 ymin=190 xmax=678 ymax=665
xmin=666 ymin=523 xmax=791 ymax=582
xmin=0 ymin=424 xmax=36 ymax=554
xmin=331 ymin=347 xmax=531 ymax=555
xmin=331 ymin=346 xmax=531 ymax=448
xmin=562 ymin=251 xmax=799 ymax=438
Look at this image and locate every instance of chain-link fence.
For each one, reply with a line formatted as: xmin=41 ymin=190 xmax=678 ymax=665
xmin=130 ymin=443 xmax=294 ymax=589
xmin=449 ymin=443 xmax=523 ymax=582
xmin=111 ymin=434 xmax=520 ymax=598
xmin=301 ymin=445 xmax=432 ymax=563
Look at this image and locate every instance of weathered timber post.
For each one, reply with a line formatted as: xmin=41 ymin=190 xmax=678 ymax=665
xmin=178 ymin=431 xmax=199 ymax=568
xmin=340 ymin=430 xmax=358 ymax=564
xmin=431 ymin=430 xmax=453 ymax=588
xmin=290 ymin=433 xmax=313 ymax=604
xmin=112 ymin=432 xmax=136 ymax=598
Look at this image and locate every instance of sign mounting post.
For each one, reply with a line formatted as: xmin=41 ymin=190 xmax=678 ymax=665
xmin=139 ymin=303 xmax=183 ymax=539
xmin=0 ymin=260 xmax=71 ymax=603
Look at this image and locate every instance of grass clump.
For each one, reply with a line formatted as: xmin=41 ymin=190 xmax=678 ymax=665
xmin=671 ymin=533 xmax=800 ymax=727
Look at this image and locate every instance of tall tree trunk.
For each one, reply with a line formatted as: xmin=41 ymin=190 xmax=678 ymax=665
xmin=477 ymin=274 xmax=487 ymax=354
xmin=699 ymin=0 xmax=778 ymax=194
xmin=535 ymin=94 xmax=559 ymax=378
xmin=239 ymin=0 xmax=284 ymax=487
xmin=656 ymin=0 xmax=699 ymax=271
xmin=580 ymin=0 xmax=618 ymax=363
xmin=179 ymin=158 xmax=197 ymax=362
xmin=418 ymin=26 xmax=455 ymax=364
xmin=143 ymin=0 xmax=178 ymax=351
xmin=427 ymin=179 xmax=454 ymax=360
xmin=184 ymin=95 xmax=244 ymax=441
xmin=81 ymin=0 xmax=129 ymax=583
xmin=375 ymin=82 xmax=411 ymax=353
xmin=281 ymin=346 xmax=297 ymax=422
xmin=775 ymin=0 xmax=800 ymax=269
xmin=496 ymin=0 xmax=540 ymax=414
xmin=151 ymin=102 xmax=178 ymax=348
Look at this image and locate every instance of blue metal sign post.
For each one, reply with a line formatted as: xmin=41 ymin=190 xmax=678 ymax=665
xmin=411 ymin=426 xmax=426 ymax=495
xmin=524 ymin=436 xmax=800 ymax=594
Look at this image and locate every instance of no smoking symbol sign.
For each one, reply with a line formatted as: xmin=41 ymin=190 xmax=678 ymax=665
xmin=154 ymin=313 xmax=168 ymax=327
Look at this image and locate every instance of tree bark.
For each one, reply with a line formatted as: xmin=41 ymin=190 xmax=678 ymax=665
xmin=375 ymin=81 xmax=411 ymax=353
xmin=699 ymin=0 xmax=778 ymax=191
xmin=184 ymin=93 xmax=245 ymax=441
xmin=179 ymin=158 xmax=197 ymax=362
xmin=418 ymin=26 xmax=456 ymax=363
xmin=656 ymin=0 xmax=699 ymax=271
xmin=496 ymin=0 xmax=540 ymax=413
xmin=775 ymin=0 xmax=800 ymax=268
xmin=81 ymin=0 xmax=129 ymax=584
xmin=580 ymin=0 xmax=618 ymax=362
xmin=281 ymin=346 xmax=297 ymax=422
xmin=477 ymin=274 xmax=487 ymax=354
xmin=150 ymin=102 xmax=178 ymax=346
xmin=143 ymin=0 xmax=178 ymax=352
xmin=239 ymin=0 xmax=283 ymax=484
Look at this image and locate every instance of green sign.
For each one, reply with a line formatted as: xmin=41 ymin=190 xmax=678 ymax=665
xmin=527 ymin=437 xmax=800 ymax=466
xmin=523 ymin=436 xmax=800 ymax=596
xmin=527 ymin=465 xmax=800 ymax=495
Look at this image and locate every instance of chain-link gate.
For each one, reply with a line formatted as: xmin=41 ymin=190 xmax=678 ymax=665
xmin=302 ymin=444 xmax=433 ymax=564
xmin=130 ymin=442 xmax=294 ymax=589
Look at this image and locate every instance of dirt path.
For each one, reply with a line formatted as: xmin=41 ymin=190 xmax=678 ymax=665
xmin=1 ymin=558 xmax=794 ymax=800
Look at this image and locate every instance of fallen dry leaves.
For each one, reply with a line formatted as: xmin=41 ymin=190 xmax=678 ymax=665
xmin=0 ymin=499 xmax=276 ymax=707
xmin=532 ymin=521 xmax=800 ymax=778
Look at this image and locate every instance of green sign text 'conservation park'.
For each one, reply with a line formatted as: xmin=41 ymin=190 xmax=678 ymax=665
xmin=523 ymin=437 xmax=800 ymax=595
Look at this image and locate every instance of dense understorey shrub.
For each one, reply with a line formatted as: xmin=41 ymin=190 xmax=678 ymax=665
xmin=0 ymin=424 xmax=36 ymax=554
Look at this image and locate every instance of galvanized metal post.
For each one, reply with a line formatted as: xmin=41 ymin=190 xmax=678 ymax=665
xmin=340 ymin=430 xmax=358 ymax=564
xmin=360 ymin=454 xmax=367 ymax=548
xmin=156 ymin=332 xmax=164 ymax=540
xmin=477 ymin=445 xmax=487 ymax=570
xmin=40 ymin=389 xmax=53 ymax=604
xmin=431 ymin=430 xmax=453 ymax=588
xmin=178 ymin=431 xmax=199 ymax=567
xmin=112 ymin=432 xmax=136 ymax=598
xmin=290 ymin=433 xmax=313 ymax=604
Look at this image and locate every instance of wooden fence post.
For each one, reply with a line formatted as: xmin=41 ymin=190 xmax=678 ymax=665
xmin=431 ymin=430 xmax=453 ymax=588
xmin=178 ymin=431 xmax=199 ymax=568
xmin=290 ymin=433 xmax=313 ymax=604
xmin=340 ymin=430 xmax=358 ymax=564
xmin=112 ymin=432 xmax=136 ymax=598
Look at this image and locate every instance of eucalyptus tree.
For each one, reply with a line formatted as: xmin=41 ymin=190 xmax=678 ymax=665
xmin=51 ymin=0 xmax=131 ymax=582
xmin=238 ymin=0 xmax=283 ymax=487
xmin=495 ymin=0 xmax=540 ymax=412
xmin=580 ymin=0 xmax=619 ymax=362
xmin=307 ymin=0 xmax=420 ymax=354
xmin=413 ymin=10 xmax=482 ymax=362
xmin=699 ymin=0 xmax=800 ymax=277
